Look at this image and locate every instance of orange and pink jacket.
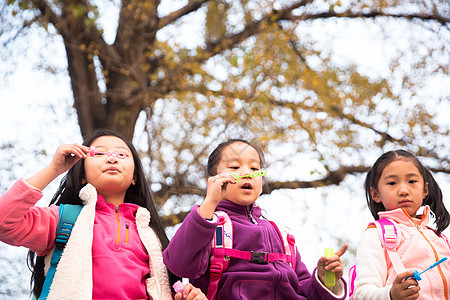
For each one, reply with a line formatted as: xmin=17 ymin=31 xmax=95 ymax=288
xmin=353 ymin=206 xmax=450 ymax=300
xmin=0 ymin=179 xmax=172 ymax=300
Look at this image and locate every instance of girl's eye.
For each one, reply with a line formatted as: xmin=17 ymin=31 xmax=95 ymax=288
xmin=117 ymin=153 xmax=127 ymax=159
xmin=251 ymin=167 xmax=260 ymax=171
xmin=229 ymin=166 xmax=239 ymax=169
xmin=95 ymin=152 xmax=106 ymax=156
xmin=409 ymin=180 xmax=418 ymax=184
xmin=387 ymin=181 xmax=396 ymax=186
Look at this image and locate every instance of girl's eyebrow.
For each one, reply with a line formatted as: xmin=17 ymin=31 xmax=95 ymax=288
xmin=384 ymin=173 xmax=421 ymax=180
xmin=225 ymin=158 xmax=260 ymax=164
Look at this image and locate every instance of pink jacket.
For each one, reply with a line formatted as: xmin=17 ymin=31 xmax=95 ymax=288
xmin=353 ymin=206 xmax=450 ymax=300
xmin=0 ymin=179 xmax=172 ymax=300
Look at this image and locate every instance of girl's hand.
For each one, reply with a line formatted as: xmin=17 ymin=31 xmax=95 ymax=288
xmin=198 ymin=173 xmax=237 ymax=219
xmin=174 ymin=283 xmax=206 ymax=300
xmin=49 ymin=144 xmax=88 ymax=175
xmin=317 ymin=244 xmax=348 ymax=289
xmin=390 ymin=271 xmax=420 ymax=300
xmin=26 ymin=143 xmax=88 ymax=191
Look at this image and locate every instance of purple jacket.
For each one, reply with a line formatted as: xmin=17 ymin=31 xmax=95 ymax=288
xmin=163 ymin=200 xmax=346 ymax=299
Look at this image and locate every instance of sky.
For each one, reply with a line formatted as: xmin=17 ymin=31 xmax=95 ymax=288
xmin=0 ymin=1 xmax=449 ymax=298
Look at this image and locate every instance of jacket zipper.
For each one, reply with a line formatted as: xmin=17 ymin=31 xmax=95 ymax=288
xmin=412 ymin=218 xmax=448 ymax=299
xmin=115 ymin=205 xmax=121 ymax=244
xmin=263 ymin=220 xmax=282 ymax=298
xmin=250 ymin=207 xmax=283 ymax=297
xmin=248 ymin=206 xmax=258 ymax=224
xmin=125 ymin=224 xmax=129 ymax=243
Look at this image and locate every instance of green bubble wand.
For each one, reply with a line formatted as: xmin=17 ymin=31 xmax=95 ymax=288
xmin=232 ymin=170 xmax=267 ymax=182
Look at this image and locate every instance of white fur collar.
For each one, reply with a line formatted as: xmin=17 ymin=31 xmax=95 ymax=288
xmin=47 ymin=184 xmax=96 ymax=299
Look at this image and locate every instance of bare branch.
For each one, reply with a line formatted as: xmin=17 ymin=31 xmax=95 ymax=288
xmin=33 ymin=0 xmax=64 ymax=33
xmin=158 ymin=0 xmax=209 ymax=29
xmin=154 ymin=165 xmax=371 ymax=200
xmin=161 ymin=211 xmax=190 ymax=228
xmin=182 ymin=0 xmax=313 ymax=63
xmin=287 ymin=11 xmax=450 ymax=25
xmin=267 ymin=165 xmax=370 ymax=191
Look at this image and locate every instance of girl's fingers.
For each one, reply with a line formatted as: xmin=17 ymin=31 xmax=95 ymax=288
xmin=209 ymin=173 xmax=237 ymax=184
xmin=325 ymin=260 xmax=343 ymax=271
xmin=181 ymin=283 xmax=206 ymax=300
xmin=58 ymin=144 xmax=88 ymax=158
xmin=334 ymin=244 xmax=348 ymax=257
xmin=51 ymin=144 xmax=89 ymax=172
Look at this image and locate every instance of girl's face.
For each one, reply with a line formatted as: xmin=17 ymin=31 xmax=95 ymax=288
xmin=216 ymin=142 xmax=263 ymax=206
xmin=371 ymin=159 xmax=428 ymax=218
xmin=84 ymin=136 xmax=135 ymax=200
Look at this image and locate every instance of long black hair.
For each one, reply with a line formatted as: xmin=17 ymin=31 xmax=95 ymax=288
xmin=365 ymin=149 xmax=449 ymax=234
xmin=27 ymin=128 xmax=172 ymax=297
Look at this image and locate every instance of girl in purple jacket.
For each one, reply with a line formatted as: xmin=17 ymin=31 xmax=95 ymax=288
xmin=0 ymin=128 xmax=205 ymax=300
xmin=163 ymin=139 xmax=348 ymax=299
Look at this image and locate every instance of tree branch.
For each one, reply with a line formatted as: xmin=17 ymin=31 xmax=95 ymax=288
xmin=179 ymin=0 xmax=313 ymax=64
xmin=158 ymin=0 xmax=209 ymax=29
xmin=267 ymin=165 xmax=370 ymax=190
xmin=33 ymin=0 xmax=65 ymax=34
xmin=287 ymin=11 xmax=450 ymax=25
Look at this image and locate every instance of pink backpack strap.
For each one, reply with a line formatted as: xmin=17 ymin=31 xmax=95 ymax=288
xmin=349 ymin=219 xmax=403 ymax=298
xmin=269 ymin=221 xmax=296 ymax=270
xmin=372 ymin=218 xmax=405 ymax=274
xmin=441 ymin=233 xmax=450 ymax=249
xmin=207 ymin=211 xmax=233 ymax=300
xmin=207 ymin=212 xmax=296 ymax=300
xmin=348 ymin=265 xmax=357 ymax=298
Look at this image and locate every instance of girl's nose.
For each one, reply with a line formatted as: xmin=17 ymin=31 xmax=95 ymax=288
xmin=107 ymin=157 xmax=118 ymax=164
xmin=399 ymin=184 xmax=409 ymax=196
xmin=239 ymin=167 xmax=254 ymax=178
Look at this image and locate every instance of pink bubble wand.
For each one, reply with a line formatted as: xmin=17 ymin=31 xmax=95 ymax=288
xmin=88 ymin=147 xmax=127 ymax=159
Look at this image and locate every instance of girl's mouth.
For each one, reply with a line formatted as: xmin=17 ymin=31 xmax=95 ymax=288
xmin=399 ymin=199 xmax=412 ymax=205
xmin=105 ymin=167 xmax=120 ymax=173
xmin=241 ymin=183 xmax=253 ymax=190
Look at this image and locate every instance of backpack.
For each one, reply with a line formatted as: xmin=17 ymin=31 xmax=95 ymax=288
xmin=207 ymin=211 xmax=297 ymax=300
xmin=39 ymin=204 xmax=83 ymax=300
xmin=348 ymin=218 xmax=450 ymax=298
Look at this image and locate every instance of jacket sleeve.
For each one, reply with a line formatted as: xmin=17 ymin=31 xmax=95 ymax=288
xmin=0 ymin=179 xmax=59 ymax=256
xmin=163 ymin=205 xmax=218 ymax=279
xmin=353 ymin=228 xmax=391 ymax=300
xmin=295 ymin=248 xmax=347 ymax=299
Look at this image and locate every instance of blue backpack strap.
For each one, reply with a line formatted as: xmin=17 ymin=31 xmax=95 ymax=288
xmin=39 ymin=204 xmax=82 ymax=300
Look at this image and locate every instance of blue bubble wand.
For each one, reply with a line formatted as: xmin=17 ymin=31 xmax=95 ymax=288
xmin=408 ymin=257 xmax=448 ymax=281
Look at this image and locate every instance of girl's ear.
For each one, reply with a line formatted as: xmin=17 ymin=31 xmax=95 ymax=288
xmin=423 ymin=182 xmax=429 ymax=199
xmin=81 ymin=178 xmax=87 ymax=185
xmin=131 ymin=177 xmax=136 ymax=185
xmin=370 ymin=187 xmax=382 ymax=203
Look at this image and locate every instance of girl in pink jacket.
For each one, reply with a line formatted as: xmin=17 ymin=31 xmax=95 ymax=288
xmin=353 ymin=150 xmax=450 ymax=300
xmin=0 ymin=128 xmax=205 ymax=300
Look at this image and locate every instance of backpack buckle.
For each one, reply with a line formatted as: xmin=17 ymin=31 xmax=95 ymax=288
xmin=210 ymin=262 xmax=224 ymax=278
xmin=250 ymin=251 xmax=269 ymax=264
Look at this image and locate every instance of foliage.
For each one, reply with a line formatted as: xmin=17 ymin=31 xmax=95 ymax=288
xmin=0 ymin=1 xmax=449 ymax=297
xmin=0 ymin=0 xmax=449 ymax=225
